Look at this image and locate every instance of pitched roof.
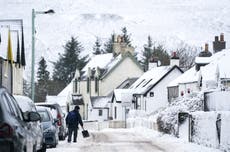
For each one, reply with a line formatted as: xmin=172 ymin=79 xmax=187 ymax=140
xmin=201 ymin=49 xmax=230 ymax=82
xmin=46 ymin=95 xmax=67 ymax=107
xmin=113 ymin=89 xmax=134 ymax=102
xmin=107 ymin=77 xmax=139 ymax=96
xmin=130 ymin=65 xmax=183 ymax=95
xmin=100 ymin=52 xmax=143 ymax=79
xmin=168 ymin=66 xmax=199 ymax=87
xmin=168 ymin=49 xmax=230 ymax=87
xmin=81 ymin=52 xmax=143 ymax=80
xmin=90 ymin=96 xmax=110 ymax=108
xmin=58 ymin=83 xmax=72 ymax=96
xmin=82 ymin=53 xmax=113 ymax=73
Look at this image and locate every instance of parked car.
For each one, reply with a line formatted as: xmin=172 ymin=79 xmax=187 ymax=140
xmin=36 ymin=103 xmax=67 ymax=140
xmin=14 ymin=95 xmax=46 ymax=152
xmin=36 ymin=106 xmax=59 ymax=148
xmin=0 ymin=87 xmax=41 ymax=152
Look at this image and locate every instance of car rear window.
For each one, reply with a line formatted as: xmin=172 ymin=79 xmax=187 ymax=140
xmin=38 ymin=105 xmax=59 ymax=118
xmin=38 ymin=111 xmax=51 ymax=122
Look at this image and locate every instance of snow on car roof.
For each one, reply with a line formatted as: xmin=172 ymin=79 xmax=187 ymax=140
xmin=14 ymin=95 xmax=36 ymax=112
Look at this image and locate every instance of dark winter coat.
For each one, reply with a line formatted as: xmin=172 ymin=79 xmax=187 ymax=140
xmin=66 ymin=110 xmax=83 ymax=128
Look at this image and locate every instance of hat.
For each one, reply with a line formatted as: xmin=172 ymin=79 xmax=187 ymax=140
xmin=74 ymin=105 xmax=80 ymax=110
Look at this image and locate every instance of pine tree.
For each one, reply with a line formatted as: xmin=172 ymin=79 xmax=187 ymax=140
xmin=93 ymin=37 xmax=103 ymax=55
xmin=152 ymin=44 xmax=170 ymax=66
xmin=104 ymin=33 xmax=115 ymax=53
xmin=121 ymin=27 xmax=132 ymax=46
xmin=35 ymin=57 xmax=50 ymax=102
xmin=141 ymin=35 xmax=153 ymax=71
xmin=52 ymin=36 xmax=88 ymax=87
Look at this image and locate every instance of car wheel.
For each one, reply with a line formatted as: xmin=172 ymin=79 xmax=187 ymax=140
xmin=52 ymin=143 xmax=57 ymax=148
xmin=37 ymin=144 xmax=46 ymax=152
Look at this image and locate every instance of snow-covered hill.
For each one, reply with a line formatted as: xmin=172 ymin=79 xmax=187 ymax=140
xmin=0 ymin=0 xmax=230 ymax=80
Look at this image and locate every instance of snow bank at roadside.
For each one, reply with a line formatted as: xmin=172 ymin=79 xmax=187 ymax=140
xmin=132 ymin=127 xmax=221 ymax=152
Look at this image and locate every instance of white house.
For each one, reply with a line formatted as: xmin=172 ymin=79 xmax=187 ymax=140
xmin=64 ymin=35 xmax=144 ymax=120
xmin=111 ymin=89 xmax=134 ymax=121
xmin=109 ymin=53 xmax=183 ymax=120
xmin=88 ymin=96 xmax=110 ymax=121
xmin=168 ymin=36 xmax=229 ymax=101
xmin=130 ymin=65 xmax=183 ymax=113
xmin=167 ymin=66 xmax=201 ymax=102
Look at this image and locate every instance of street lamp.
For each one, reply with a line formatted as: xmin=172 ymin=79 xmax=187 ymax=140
xmin=31 ymin=9 xmax=55 ymax=102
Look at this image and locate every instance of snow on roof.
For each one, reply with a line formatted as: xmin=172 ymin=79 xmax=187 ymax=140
xmin=82 ymin=53 xmax=113 ymax=72
xmin=91 ymin=96 xmax=110 ymax=108
xmin=130 ymin=66 xmax=175 ymax=94
xmin=168 ymin=66 xmax=200 ymax=87
xmin=114 ymin=89 xmax=134 ymax=102
xmin=195 ymin=56 xmax=212 ymax=64
xmin=201 ymin=49 xmax=230 ymax=82
xmin=58 ymin=83 xmax=72 ymax=96
xmin=101 ymin=54 xmax=122 ymax=77
xmin=46 ymin=95 xmax=67 ymax=107
xmin=168 ymin=49 xmax=230 ymax=87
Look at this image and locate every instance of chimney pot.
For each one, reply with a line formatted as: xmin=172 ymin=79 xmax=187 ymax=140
xmin=117 ymin=35 xmax=121 ymax=43
xmin=220 ymin=33 xmax=224 ymax=41
xmin=173 ymin=52 xmax=176 ymax=57
xmin=215 ymin=36 xmax=219 ymax=42
xmin=114 ymin=34 xmax=117 ymax=43
xmin=205 ymin=43 xmax=209 ymax=52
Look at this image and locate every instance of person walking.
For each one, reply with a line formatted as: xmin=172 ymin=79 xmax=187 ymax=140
xmin=66 ymin=105 xmax=84 ymax=143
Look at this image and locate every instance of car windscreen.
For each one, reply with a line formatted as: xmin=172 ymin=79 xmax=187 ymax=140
xmin=38 ymin=111 xmax=51 ymax=122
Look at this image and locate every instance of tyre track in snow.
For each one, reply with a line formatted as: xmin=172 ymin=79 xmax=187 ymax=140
xmin=79 ymin=130 xmax=165 ymax=152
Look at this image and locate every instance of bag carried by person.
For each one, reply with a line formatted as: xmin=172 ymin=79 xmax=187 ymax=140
xmin=82 ymin=130 xmax=90 ymax=138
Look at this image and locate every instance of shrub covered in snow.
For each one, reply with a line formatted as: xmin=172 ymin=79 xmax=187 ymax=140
xmin=156 ymin=93 xmax=203 ymax=135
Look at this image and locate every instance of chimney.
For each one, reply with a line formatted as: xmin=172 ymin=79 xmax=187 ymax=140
xmin=148 ymin=56 xmax=158 ymax=70
xmin=220 ymin=33 xmax=224 ymax=41
xmin=117 ymin=35 xmax=122 ymax=43
xmin=170 ymin=51 xmax=180 ymax=67
xmin=213 ymin=33 xmax=226 ymax=53
xmin=205 ymin=43 xmax=209 ymax=52
xmin=114 ymin=34 xmax=117 ymax=43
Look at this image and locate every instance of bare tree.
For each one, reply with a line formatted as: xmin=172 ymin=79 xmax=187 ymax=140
xmin=174 ymin=42 xmax=201 ymax=71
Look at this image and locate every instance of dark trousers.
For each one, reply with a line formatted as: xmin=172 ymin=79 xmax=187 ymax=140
xmin=67 ymin=127 xmax=78 ymax=142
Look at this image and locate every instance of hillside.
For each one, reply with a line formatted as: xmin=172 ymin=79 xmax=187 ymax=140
xmin=0 ymin=0 xmax=230 ymax=79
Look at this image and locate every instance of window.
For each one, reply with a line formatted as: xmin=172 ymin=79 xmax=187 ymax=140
xmin=38 ymin=111 xmax=51 ymax=122
xmin=2 ymin=94 xmax=11 ymax=113
xmin=150 ymin=92 xmax=154 ymax=97
xmin=87 ymin=78 xmax=90 ymax=93
xmin=95 ymin=77 xmax=98 ymax=93
xmin=135 ymin=79 xmax=145 ymax=88
xmin=74 ymin=79 xmax=78 ymax=93
xmin=3 ymin=93 xmax=23 ymax=120
xmin=142 ymin=79 xmax=152 ymax=87
xmin=114 ymin=107 xmax=117 ymax=119
xmin=98 ymin=109 xmax=103 ymax=116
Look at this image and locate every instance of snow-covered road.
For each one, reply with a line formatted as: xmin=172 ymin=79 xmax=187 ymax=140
xmin=47 ymin=122 xmax=221 ymax=152
xmin=47 ymin=129 xmax=165 ymax=152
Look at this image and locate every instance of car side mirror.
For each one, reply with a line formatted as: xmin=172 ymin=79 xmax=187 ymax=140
xmin=27 ymin=112 xmax=41 ymax=122
xmin=53 ymin=119 xmax=59 ymax=125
